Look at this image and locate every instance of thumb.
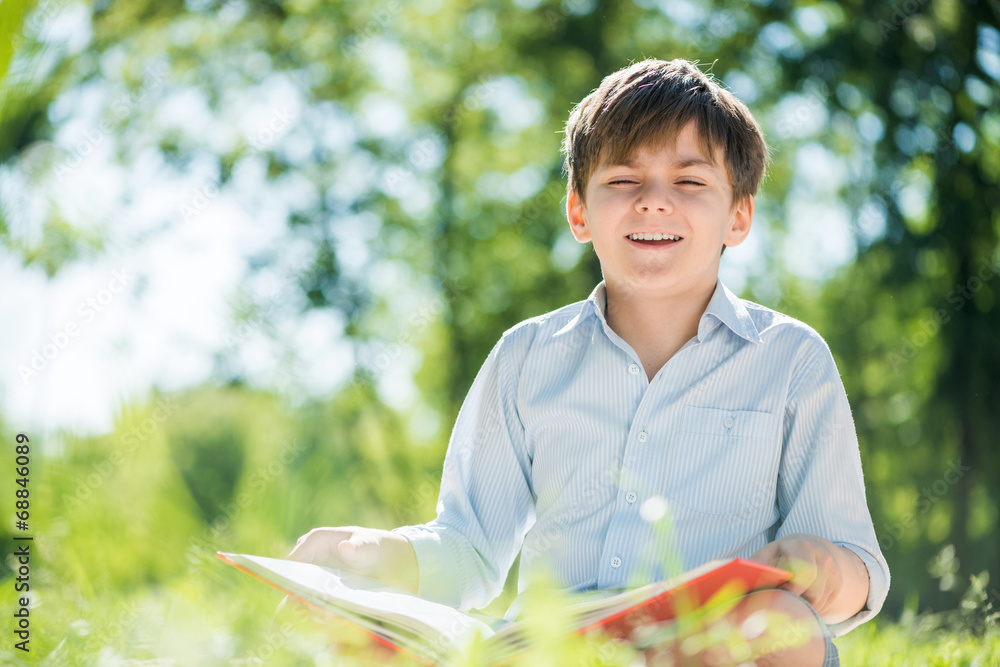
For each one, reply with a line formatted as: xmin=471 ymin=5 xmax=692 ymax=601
xmin=338 ymin=534 xmax=380 ymax=571
xmin=749 ymin=541 xmax=781 ymax=567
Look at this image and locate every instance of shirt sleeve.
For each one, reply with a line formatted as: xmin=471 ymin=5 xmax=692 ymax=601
xmin=775 ymin=338 xmax=890 ymax=638
xmin=392 ymin=332 xmax=536 ymax=611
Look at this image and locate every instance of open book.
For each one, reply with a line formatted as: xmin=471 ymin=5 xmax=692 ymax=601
xmin=218 ymin=552 xmax=791 ymax=666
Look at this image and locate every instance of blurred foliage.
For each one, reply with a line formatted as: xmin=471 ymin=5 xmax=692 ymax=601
xmin=0 ymin=387 xmax=997 ymax=665
xmin=1 ymin=0 xmax=1000 ymax=663
xmin=744 ymin=0 xmax=1000 ymax=616
xmin=0 ymin=383 xmax=450 ymax=664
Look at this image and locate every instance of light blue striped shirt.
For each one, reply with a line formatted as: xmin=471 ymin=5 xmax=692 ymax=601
xmin=393 ymin=279 xmax=889 ymax=638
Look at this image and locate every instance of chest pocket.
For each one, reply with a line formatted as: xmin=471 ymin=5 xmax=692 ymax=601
xmin=663 ymin=405 xmax=782 ymax=517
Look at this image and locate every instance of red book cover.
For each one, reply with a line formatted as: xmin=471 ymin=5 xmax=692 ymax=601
xmin=218 ymin=552 xmax=792 ymax=666
xmin=588 ymin=558 xmax=793 ymax=642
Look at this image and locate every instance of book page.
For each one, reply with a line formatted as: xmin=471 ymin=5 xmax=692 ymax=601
xmin=221 ymin=553 xmax=497 ymax=660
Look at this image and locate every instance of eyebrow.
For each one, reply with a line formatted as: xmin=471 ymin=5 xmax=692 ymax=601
xmin=602 ymin=156 xmax=716 ymax=170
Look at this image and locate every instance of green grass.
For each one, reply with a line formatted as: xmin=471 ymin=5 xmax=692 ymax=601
xmin=2 ymin=392 xmax=998 ymax=666
xmin=837 ymin=620 xmax=1000 ymax=667
xmin=3 ymin=556 xmax=999 ymax=666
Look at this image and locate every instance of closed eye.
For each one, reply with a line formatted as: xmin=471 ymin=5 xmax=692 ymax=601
xmin=607 ymin=178 xmax=704 ymax=186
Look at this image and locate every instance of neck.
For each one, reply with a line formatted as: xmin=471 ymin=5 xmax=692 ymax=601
xmin=604 ymin=278 xmax=718 ymax=361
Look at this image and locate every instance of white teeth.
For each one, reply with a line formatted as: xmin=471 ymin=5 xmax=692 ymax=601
xmin=628 ymin=233 xmax=680 ymax=241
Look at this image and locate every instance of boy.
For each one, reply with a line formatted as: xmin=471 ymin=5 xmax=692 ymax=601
xmin=289 ymin=59 xmax=889 ymax=666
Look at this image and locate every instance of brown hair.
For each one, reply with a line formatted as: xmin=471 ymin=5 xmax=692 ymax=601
xmin=561 ymin=58 xmax=770 ymax=207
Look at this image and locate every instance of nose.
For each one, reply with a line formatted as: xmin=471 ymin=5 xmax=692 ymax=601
xmin=634 ymin=182 xmax=673 ymax=214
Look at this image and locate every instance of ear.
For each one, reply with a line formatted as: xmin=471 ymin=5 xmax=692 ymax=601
xmin=567 ymin=188 xmax=592 ymax=243
xmin=723 ymin=195 xmax=754 ymax=248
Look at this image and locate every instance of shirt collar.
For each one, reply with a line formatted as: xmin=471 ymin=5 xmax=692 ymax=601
xmin=701 ymin=279 xmax=763 ymax=344
xmin=555 ymin=279 xmax=762 ymax=345
xmin=553 ymin=282 xmax=607 ymax=337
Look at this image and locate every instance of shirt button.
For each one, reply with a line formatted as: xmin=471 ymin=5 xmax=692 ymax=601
xmin=626 ymin=491 xmax=637 ymax=504
xmin=724 ymin=416 xmax=735 ymax=429
xmin=628 ymin=363 xmax=640 ymax=375
xmin=637 ymin=431 xmax=648 ymax=443
xmin=611 ymin=556 xmax=622 ymax=568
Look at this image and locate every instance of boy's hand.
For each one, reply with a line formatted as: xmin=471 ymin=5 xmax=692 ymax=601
xmin=641 ymin=589 xmax=827 ymax=667
xmin=749 ymin=533 xmax=869 ymax=624
xmin=287 ymin=526 xmax=420 ymax=595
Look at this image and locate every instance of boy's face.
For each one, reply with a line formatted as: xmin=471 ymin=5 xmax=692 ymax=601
xmin=567 ymin=122 xmax=752 ymax=300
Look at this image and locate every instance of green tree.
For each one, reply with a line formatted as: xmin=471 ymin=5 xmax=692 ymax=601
xmin=761 ymin=0 xmax=1000 ymax=613
xmin=3 ymin=0 xmax=997 ymax=620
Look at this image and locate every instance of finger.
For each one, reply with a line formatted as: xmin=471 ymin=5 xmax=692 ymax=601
xmin=786 ymin=555 xmax=818 ymax=586
xmin=748 ymin=541 xmax=782 ymax=567
xmin=338 ymin=533 xmax=381 ymax=572
xmin=795 ymin=567 xmax=825 ymax=608
xmin=776 ymin=578 xmax=809 ymax=597
xmin=777 ymin=558 xmax=818 ymax=599
xmin=287 ymin=528 xmax=353 ymax=566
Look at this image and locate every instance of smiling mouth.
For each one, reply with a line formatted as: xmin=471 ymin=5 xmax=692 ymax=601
xmin=626 ymin=232 xmax=683 ymax=246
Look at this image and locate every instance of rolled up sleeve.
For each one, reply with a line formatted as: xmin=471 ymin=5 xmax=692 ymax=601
xmin=830 ymin=541 xmax=891 ymax=637
xmin=775 ymin=338 xmax=890 ymax=638
xmin=392 ymin=331 xmax=535 ymax=611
